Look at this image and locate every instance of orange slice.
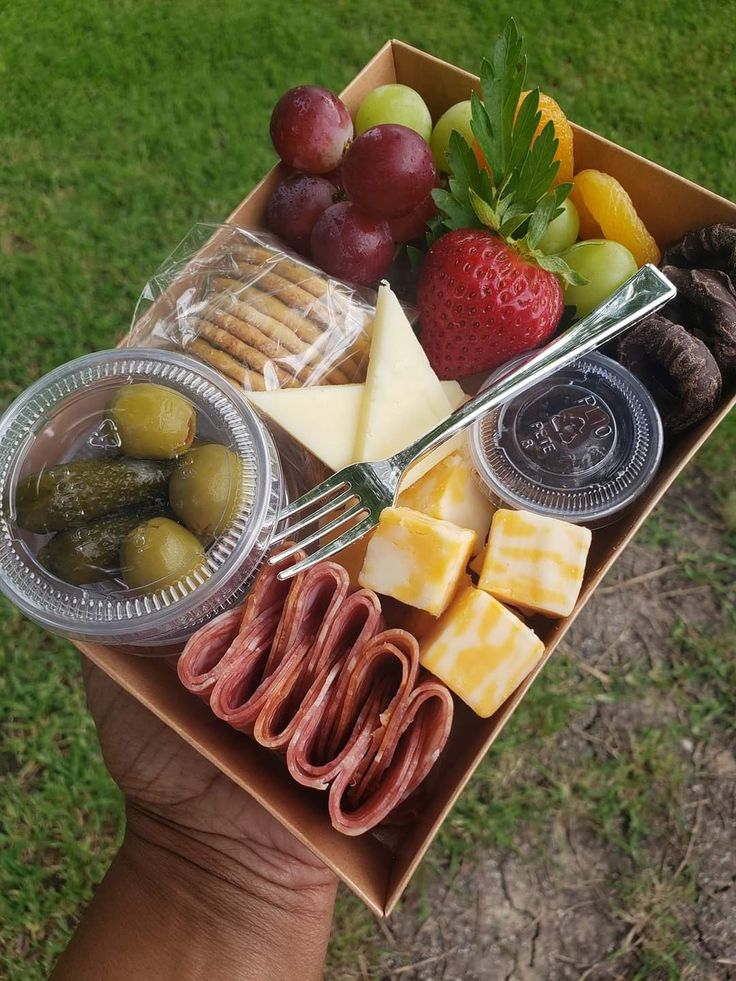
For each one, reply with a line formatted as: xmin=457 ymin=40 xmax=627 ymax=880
xmin=569 ymin=169 xmax=661 ymax=266
xmin=525 ymin=91 xmax=574 ymax=186
xmin=472 ymin=90 xmax=574 ymax=187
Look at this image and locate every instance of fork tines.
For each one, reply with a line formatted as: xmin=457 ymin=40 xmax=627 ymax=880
xmin=268 ymin=474 xmax=371 ymax=578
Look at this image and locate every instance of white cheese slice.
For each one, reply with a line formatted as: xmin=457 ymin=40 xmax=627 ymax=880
xmin=353 ymin=284 xmax=461 ymax=480
xmin=247 ymin=378 xmax=464 ymax=479
xmin=246 ymin=384 xmax=364 ymax=472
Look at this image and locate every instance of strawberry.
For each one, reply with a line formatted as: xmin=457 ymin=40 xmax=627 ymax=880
xmin=418 ymin=229 xmax=563 ymax=378
xmin=417 ymin=20 xmax=583 ymax=379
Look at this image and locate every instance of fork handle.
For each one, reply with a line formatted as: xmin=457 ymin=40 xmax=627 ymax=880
xmin=389 ymin=263 xmax=676 ymax=479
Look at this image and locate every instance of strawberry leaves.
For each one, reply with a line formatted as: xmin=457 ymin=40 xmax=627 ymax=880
xmin=524 ymin=193 xmax=559 ymax=250
xmin=431 ymin=130 xmax=493 ymax=232
xmin=519 ymin=185 xmax=586 ymax=285
xmin=469 ymin=188 xmax=500 ymax=231
xmin=524 ymin=184 xmax=570 ymax=249
xmin=508 ymin=88 xmax=540 ymax=176
xmin=535 ymin=252 xmax=586 ymax=284
xmin=513 ymin=119 xmax=560 ymax=210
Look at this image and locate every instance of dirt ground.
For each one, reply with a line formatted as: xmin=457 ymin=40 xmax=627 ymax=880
xmin=329 ymin=476 xmax=736 ymax=980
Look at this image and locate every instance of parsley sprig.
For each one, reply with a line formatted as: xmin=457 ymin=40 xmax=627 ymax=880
xmin=429 ymin=19 xmax=585 ymax=286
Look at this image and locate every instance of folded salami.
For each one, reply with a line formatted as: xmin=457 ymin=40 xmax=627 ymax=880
xmin=177 ymin=549 xmax=454 ymax=835
xmin=175 ymin=547 xmax=298 ymax=699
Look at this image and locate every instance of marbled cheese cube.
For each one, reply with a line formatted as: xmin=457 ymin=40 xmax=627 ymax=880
xmin=468 ymin=545 xmax=486 ymax=579
xmin=358 ymin=507 xmax=476 ymax=616
xmin=400 ymin=573 xmax=472 ymax=640
xmin=420 ymin=586 xmax=545 ymax=718
xmin=399 ymin=451 xmax=493 ymax=555
xmin=478 ymin=509 xmax=592 ymax=618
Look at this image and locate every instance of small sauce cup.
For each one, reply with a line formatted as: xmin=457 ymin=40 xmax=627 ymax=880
xmin=469 ymin=352 xmax=663 ymax=527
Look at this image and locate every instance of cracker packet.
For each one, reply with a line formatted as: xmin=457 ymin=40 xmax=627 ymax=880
xmin=127 ymin=224 xmax=375 ymax=390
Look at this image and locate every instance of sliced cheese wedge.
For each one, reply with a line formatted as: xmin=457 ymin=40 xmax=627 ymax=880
xmin=355 ymin=283 xmax=467 ymax=487
xmin=246 ymin=378 xmax=464 ymax=477
xmin=246 ymin=384 xmax=363 ymax=472
xmin=354 ymin=283 xmax=455 ymax=465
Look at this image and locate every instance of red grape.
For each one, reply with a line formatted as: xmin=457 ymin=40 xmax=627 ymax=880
xmin=266 ymin=174 xmax=336 ymax=255
xmin=342 ymin=124 xmax=436 ymax=219
xmin=323 ymin=161 xmax=344 ymax=190
xmin=310 ymin=201 xmax=393 ymax=286
xmin=270 ymin=86 xmax=353 ymax=174
xmin=388 ymin=190 xmax=438 ymax=242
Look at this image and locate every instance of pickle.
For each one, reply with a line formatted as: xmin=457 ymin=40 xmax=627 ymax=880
xmin=15 ymin=458 xmax=175 ymax=534
xmin=37 ymin=510 xmax=167 ymax=586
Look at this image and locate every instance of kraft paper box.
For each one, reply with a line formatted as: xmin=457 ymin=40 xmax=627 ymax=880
xmin=78 ymin=40 xmax=736 ymax=917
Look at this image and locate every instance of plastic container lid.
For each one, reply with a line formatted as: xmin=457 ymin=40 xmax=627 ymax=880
xmin=469 ymin=352 xmax=663 ymax=527
xmin=0 ymin=349 xmax=283 ymax=649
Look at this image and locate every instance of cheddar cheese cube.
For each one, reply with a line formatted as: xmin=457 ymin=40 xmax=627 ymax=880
xmin=420 ymin=586 xmax=545 ymax=718
xmin=468 ymin=545 xmax=486 ymax=579
xmin=358 ymin=506 xmax=476 ymax=616
xmin=399 ymin=451 xmax=493 ymax=555
xmin=400 ymin=572 xmax=472 ymax=640
xmin=478 ymin=509 xmax=592 ymax=618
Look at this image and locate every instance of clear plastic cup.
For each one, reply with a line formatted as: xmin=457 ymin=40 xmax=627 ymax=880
xmin=0 ymin=349 xmax=283 ymax=650
xmin=469 ymin=352 xmax=663 ymax=527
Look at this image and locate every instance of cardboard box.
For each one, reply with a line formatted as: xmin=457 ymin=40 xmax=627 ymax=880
xmin=79 ymin=40 xmax=736 ymax=917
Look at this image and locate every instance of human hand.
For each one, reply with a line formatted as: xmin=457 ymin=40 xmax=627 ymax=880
xmin=82 ymin=657 xmax=333 ymax=892
xmin=53 ymin=659 xmax=336 ymax=981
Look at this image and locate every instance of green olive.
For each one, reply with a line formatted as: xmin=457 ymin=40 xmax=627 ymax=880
xmin=169 ymin=443 xmax=243 ymax=537
xmin=120 ymin=516 xmax=205 ymax=591
xmin=109 ymin=383 xmax=196 ymax=459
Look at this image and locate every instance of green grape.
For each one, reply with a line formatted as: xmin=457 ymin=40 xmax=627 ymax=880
xmin=355 ymin=84 xmax=432 ymax=142
xmin=563 ymin=239 xmax=638 ymax=318
xmin=538 ymin=198 xmax=580 ymax=255
xmin=430 ymin=100 xmax=474 ymax=173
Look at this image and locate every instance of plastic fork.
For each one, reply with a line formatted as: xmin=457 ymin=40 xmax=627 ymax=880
xmin=269 ymin=263 xmax=675 ymax=581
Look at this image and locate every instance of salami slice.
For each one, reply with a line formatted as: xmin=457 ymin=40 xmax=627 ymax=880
xmin=238 ymin=545 xmax=304 ymax=630
xmin=254 ymin=588 xmax=383 ymax=752
xmin=177 ymin=544 xmax=305 ymax=696
xmin=328 ymin=678 xmax=454 ymax=836
xmin=176 ymin=605 xmax=244 ymax=698
xmin=349 ymin=678 xmax=454 ymax=811
xmin=286 ymin=627 xmax=414 ymax=789
xmin=285 ymin=629 xmax=453 ymax=835
xmin=209 ymin=562 xmax=349 ymax=734
xmin=176 ymin=557 xmax=454 ymax=835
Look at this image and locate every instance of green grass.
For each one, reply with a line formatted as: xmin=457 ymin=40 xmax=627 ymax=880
xmin=2 ymin=1 xmax=735 ymax=977
xmin=1 ymin=612 xmax=123 ymax=980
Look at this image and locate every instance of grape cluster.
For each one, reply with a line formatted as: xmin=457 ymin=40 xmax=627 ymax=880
xmin=267 ymin=84 xmax=438 ymax=286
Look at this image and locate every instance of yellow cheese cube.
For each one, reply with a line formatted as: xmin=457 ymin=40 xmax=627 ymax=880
xmin=468 ymin=546 xmax=486 ymax=578
xmin=420 ymin=586 xmax=545 ymax=718
xmin=478 ymin=509 xmax=592 ymax=618
xmin=398 ymin=451 xmax=494 ymax=556
xmin=400 ymin=572 xmax=472 ymax=640
xmin=358 ymin=506 xmax=476 ymax=616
